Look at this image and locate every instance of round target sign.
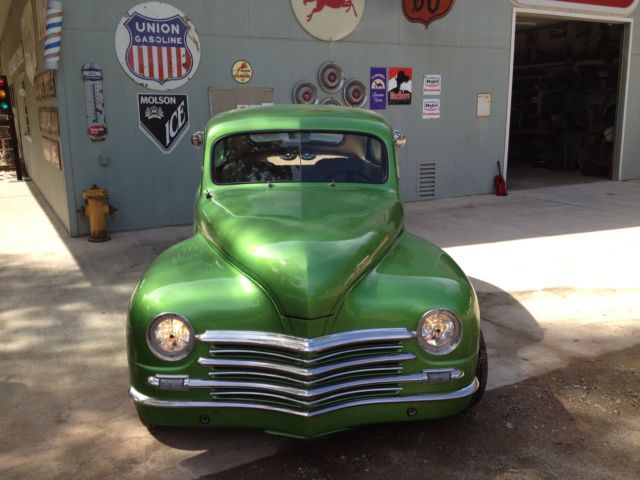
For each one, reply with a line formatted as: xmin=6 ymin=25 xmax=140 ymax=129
xmin=232 ymin=60 xmax=253 ymax=84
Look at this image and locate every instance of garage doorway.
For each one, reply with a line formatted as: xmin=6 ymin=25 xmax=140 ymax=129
xmin=505 ymin=11 xmax=631 ymax=190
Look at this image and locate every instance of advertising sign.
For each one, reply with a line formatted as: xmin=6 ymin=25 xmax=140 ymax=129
xmin=82 ymin=64 xmax=107 ymax=142
xmin=21 ymin=2 xmax=37 ymax=83
xmin=137 ymin=94 xmax=189 ymax=153
xmin=369 ymin=67 xmax=387 ymax=110
xmin=422 ymin=98 xmax=441 ymax=119
xmin=291 ymin=0 xmax=366 ymax=41
xmin=115 ymin=2 xmax=201 ymax=91
xmin=402 ymin=0 xmax=455 ymax=29
xmin=388 ymin=67 xmax=413 ymax=105
xmin=511 ymin=0 xmax=639 ymax=14
xmin=232 ymin=60 xmax=253 ymax=84
xmin=423 ymin=74 xmax=442 ymax=95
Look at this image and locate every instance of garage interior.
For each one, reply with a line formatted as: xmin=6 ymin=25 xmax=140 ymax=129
xmin=507 ymin=15 xmax=625 ymax=190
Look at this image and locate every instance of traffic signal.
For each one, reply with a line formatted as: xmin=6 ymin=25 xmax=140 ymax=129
xmin=0 ymin=75 xmax=11 ymax=114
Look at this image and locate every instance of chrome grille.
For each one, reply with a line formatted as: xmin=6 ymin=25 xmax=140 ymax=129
xmin=196 ymin=328 xmax=416 ymax=411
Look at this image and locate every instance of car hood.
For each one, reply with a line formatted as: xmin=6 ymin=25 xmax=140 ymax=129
xmin=199 ymin=186 xmax=403 ymax=319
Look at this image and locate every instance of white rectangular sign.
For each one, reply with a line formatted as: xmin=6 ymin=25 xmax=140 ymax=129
xmin=423 ymin=75 xmax=442 ymax=96
xmin=422 ymin=99 xmax=441 ymax=119
xmin=477 ymin=93 xmax=492 ymax=118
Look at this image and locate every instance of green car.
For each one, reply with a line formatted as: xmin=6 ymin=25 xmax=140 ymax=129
xmin=127 ymin=105 xmax=487 ymax=438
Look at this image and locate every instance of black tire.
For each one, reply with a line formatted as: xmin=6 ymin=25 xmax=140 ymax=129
xmin=468 ymin=330 xmax=488 ymax=409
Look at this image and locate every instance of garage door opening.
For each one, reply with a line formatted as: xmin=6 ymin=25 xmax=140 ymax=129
xmin=506 ymin=14 xmax=628 ymax=190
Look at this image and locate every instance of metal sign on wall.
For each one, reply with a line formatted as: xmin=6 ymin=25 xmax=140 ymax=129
xmin=82 ymin=63 xmax=107 ymax=142
xmin=115 ymin=2 xmax=201 ymax=90
xmin=291 ymin=0 xmax=366 ymax=41
xmin=511 ymin=0 xmax=639 ymax=14
xmin=137 ymin=94 xmax=189 ymax=153
xmin=402 ymin=0 xmax=455 ymax=29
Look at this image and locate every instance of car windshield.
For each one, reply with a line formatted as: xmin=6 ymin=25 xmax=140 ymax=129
xmin=212 ymin=131 xmax=388 ymax=185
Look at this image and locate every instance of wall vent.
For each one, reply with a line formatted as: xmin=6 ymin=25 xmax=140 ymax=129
xmin=417 ymin=163 xmax=436 ymax=199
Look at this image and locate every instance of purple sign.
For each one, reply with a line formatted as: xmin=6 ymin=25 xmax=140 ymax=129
xmin=370 ymin=67 xmax=387 ymax=110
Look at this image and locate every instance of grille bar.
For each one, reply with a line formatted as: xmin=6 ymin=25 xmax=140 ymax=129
xmin=197 ymin=328 xmax=415 ymax=354
xmin=208 ymin=344 xmax=403 ymax=365
xmin=194 ymin=328 xmax=417 ymax=412
xmin=198 ymin=353 xmax=415 ymax=379
xmin=211 ymin=387 xmax=402 ymax=408
xmin=188 ymin=374 xmax=423 ymax=400
xmin=208 ymin=366 xmax=403 ymax=388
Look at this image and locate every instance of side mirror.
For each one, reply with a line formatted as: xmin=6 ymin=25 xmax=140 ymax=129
xmin=191 ymin=131 xmax=204 ymax=148
xmin=393 ymin=130 xmax=407 ymax=149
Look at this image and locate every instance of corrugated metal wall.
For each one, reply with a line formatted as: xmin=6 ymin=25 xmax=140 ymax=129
xmin=51 ymin=0 xmax=514 ymax=234
xmin=13 ymin=0 xmax=638 ymax=234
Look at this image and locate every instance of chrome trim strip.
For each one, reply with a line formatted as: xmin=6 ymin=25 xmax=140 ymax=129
xmin=198 ymin=353 xmax=415 ymax=379
xmin=211 ymin=387 xmax=402 ymax=408
xmin=209 ymin=344 xmax=404 ymax=365
xmin=197 ymin=328 xmax=415 ymax=354
xmin=208 ymin=366 xmax=403 ymax=387
xmin=129 ymin=378 xmax=479 ymax=418
xmin=168 ymin=373 xmax=445 ymax=399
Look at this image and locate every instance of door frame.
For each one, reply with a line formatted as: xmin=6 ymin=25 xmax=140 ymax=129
xmin=503 ymin=7 xmax=634 ymax=181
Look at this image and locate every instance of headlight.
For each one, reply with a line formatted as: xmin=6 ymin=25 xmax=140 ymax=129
xmin=416 ymin=309 xmax=462 ymax=355
xmin=147 ymin=313 xmax=195 ymax=361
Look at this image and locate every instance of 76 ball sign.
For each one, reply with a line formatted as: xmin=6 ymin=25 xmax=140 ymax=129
xmin=137 ymin=94 xmax=189 ymax=154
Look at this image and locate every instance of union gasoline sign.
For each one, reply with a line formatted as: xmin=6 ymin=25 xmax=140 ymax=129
xmin=115 ymin=2 xmax=201 ymax=91
xmin=402 ymin=0 xmax=455 ymax=29
xmin=137 ymin=94 xmax=189 ymax=154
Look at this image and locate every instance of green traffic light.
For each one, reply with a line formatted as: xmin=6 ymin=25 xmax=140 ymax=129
xmin=0 ymin=102 xmax=9 ymax=111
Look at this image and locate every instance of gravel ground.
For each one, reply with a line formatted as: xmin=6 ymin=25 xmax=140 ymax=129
xmin=200 ymin=344 xmax=640 ymax=480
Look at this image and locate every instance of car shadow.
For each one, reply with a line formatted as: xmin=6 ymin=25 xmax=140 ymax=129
xmin=194 ymin=343 xmax=640 ymax=479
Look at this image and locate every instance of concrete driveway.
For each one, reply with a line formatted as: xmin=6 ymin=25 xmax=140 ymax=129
xmin=1 ymin=178 xmax=639 ymax=479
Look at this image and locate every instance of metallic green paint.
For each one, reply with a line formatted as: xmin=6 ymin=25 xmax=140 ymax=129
xmin=198 ymin=186 xmax=403 ymax=319
xmin=127 ymin=105 xmax=482 ymax=437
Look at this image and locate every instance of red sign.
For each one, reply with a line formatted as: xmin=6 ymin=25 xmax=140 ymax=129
xmin=88 ymin=124 xmax=107 ymax=140
xmin=402 ymin=0 xmax=455 ymax=29
xmin=512 ymin=0 xmax=639 ymax=14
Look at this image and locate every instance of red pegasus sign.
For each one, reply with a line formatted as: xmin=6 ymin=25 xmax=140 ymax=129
xmin=304 ymin=0 xmax=358 ymax=22
xmin=402 ymin=0 xmax=455 ymax=29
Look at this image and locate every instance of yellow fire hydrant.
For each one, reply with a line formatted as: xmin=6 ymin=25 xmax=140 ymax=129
xmin=77 ymin=185 xmax=117 ymax=242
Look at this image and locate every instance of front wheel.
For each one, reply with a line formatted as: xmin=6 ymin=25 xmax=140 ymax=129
xmin=468 ymin=330 xmax=488 ymax=409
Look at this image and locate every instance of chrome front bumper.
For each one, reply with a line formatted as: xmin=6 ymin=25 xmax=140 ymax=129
xmin=129 ymin=377 xmax=479 ymax=418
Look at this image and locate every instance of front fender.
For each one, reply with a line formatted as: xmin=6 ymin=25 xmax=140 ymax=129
xmin=332 ymin=232 xmax=480 ymax=382
xmin=127 ymin=233 xmax=282 ymax=372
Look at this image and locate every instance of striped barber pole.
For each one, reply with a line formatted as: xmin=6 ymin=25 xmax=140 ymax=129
xmin=44 ymin=0 xmax=63 ymax=70
xmin=124 ymin=13 xmax=193 ymax=85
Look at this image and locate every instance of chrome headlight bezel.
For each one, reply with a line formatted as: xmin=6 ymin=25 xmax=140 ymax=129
xmin=146 ymin=313 xmax=196 ymax=361
xmin=416 ymin=308 xmax=463 ymax=356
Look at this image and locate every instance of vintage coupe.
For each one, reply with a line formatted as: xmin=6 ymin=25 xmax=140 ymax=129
xmin=127 ymin=105 xmax=487 ymax=437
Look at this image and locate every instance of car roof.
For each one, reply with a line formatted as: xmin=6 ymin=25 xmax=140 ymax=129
xmin=205 ymin=105 xmax=393 ymax=142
